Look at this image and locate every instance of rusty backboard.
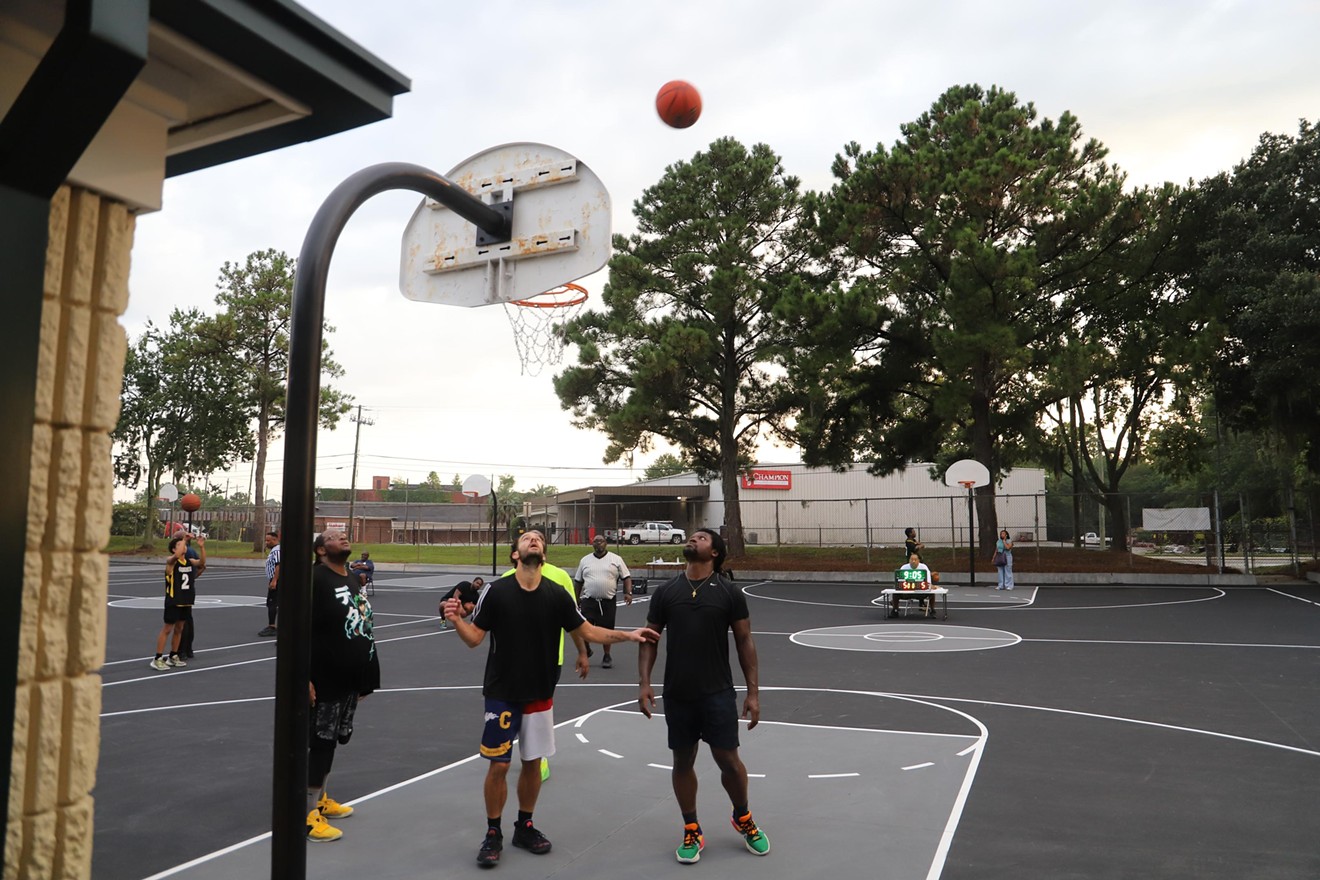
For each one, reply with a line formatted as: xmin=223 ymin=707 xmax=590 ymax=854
xmin=398 ymin=142 xmax=612 ymax=307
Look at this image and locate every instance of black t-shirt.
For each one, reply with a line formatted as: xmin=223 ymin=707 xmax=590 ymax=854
xmin=904 ymin=538 xmax=920 ymax=559
xmin=165 ymin=558 xmax=198 ymax=608
xmin=646 ymin=573 xmax=748 ymax=700
xmin=470 ymin=573 xmax=585 ymax=703
xmin=310 ymin=564 xmax=381 ymax=700
xmin=441 ymin=582 xmax=481 ymax=606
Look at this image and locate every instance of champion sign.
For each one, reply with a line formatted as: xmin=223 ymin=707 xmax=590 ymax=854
xmin=740 ymin=469 xmax=792 ymax=490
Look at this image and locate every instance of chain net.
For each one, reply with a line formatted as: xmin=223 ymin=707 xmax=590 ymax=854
xmin=503 ymin=283 xmax=588 ymax=376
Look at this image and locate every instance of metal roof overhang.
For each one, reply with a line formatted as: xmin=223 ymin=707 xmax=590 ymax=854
xmin=151 ymin=0 xmax=411 ymax=177
xmin=555 ymin=484 xmax=710 ymax=503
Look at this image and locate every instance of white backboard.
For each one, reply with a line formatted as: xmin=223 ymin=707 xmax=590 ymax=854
xmin=399 ymin=142 xmax=611 ymax=308
xmin=461 ymin=474 xmax=492 ymax=497
xmin=944 ymin=459 xmax=990 ymax=488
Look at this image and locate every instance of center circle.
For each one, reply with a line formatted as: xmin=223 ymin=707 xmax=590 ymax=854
xmin=864 ymin=630 xmax=943 ymax=642
xmin=791 ymin=624 xmax=1022 ymax=654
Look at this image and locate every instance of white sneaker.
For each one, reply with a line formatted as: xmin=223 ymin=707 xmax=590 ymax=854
xmin=150 ymin=657 xmax=169 ymax=671
xmin=167 ymin=655 xmax=187 ymax=667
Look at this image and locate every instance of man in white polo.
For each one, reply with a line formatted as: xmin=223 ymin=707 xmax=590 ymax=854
xmin=573 ymin=535 xmax=633 ymax=669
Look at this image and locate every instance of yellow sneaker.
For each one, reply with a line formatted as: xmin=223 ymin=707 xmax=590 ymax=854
xmin=317 ymin=792 xmax=354 ymax=819
xmin=305 ymin=808 xmax=342 ymax=842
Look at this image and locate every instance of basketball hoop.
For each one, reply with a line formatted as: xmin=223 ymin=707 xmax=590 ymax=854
xmin=503 ymin=282 xmax=588 ymax=376
xmin=958 ymin=480 xmax=976 ymax=490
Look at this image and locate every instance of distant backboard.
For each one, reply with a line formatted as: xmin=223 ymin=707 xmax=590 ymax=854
xmin=944 ymin=459 xmax=990 ymax=489
xmin=399 ymin=142 xmax=611 ymax=308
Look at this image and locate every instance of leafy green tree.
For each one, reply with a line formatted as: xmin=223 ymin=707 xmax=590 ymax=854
xmin=191 ymin=249 xmax=352 ymax=551
xmin=644 ymin=453 xmax=692 ymax=480
xmin=794 ymin=84 xmax=1147 ymax=548
xmin=424 ymin=471 xmax=442 ymax=489
xmin=555 ymin=137 xmax=811 ymax=556
xmin=113 ymin=315 xmax=252 ymax=543
xmin=1039 ymin=184 xmax=1201 ymax=550
xmin=1187 ymin=120 xmax=1320 ymax=473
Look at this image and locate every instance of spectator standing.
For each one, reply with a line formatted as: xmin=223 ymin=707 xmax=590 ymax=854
xmin=306 ymin=530 xmax=380 ymax=842
xmin=638 ymin=527 xmax=770 ymax=864
xmin=994 ymin=529 xmax=1015 ymax=590
xmin=259 ymin=531 xmax=280 ymax=637
xmin=573 ymin=536 xmax=633 ymax=669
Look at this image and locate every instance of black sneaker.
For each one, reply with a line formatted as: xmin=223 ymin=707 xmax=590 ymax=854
xmin=511 ymin=820 xmax=552 ymax=854
xmin=477 ymin=829 xmax=503 ymax=867
xmin=601 ymin=655 xmax=613 ymax=669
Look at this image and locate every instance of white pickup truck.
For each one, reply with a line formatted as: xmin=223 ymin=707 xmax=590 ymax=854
xmin=615 ymin=521 xmax=686 ymax=545
xmin=1081 ymin=532 xmax=1110 ymax=547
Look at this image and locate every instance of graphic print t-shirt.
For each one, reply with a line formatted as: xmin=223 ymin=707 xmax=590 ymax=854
xmin=310 ymin=564 xmax=380 ymax=700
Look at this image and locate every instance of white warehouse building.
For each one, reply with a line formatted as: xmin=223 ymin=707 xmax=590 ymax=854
xmin=544 ymin=462 xmax=1048 ymax=549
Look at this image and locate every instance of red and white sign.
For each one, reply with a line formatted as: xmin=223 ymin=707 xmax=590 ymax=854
xmin=740 ymin=469 xmax=792 ymax=490
xmin=325 ymin=521 xmax=347 ymax=532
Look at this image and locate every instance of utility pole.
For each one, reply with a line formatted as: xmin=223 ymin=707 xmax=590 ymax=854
xmin=346 ymin=405 xmax=373 ymax=542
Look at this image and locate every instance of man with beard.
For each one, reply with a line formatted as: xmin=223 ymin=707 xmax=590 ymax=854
xmin=443 ymin=529 xmax=657 ymax=868
xmin=305 ymin=530 xmax=380 ymax=842
xmin=638 ymin=527 xmax=770 ymax=864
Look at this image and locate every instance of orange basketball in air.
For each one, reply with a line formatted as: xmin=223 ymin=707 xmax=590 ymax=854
xmin=180 ymin=493 xmax=202 ymax=512
xmin=656 ymin=80 xmax=702 ymax=129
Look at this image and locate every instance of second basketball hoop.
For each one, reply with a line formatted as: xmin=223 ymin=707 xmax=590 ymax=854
xmin=504 ymin=282 xmax=589 ymax=376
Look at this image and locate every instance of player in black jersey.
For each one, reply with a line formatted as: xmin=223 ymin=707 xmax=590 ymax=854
xmin=150 ymin=534 xmax=205 ymax=670
xmin=443 ymin=530 xmax=657 ymax=867
xmin=638 ymin=527 xmax=770 ymax=863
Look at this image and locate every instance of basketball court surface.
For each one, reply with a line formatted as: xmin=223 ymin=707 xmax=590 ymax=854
xmin=98 ymin=560 xmax=1320 ymax=879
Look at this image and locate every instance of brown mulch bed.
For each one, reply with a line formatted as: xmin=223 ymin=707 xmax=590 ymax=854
xmin=725 ymin=546 xmax=1224 ymax=575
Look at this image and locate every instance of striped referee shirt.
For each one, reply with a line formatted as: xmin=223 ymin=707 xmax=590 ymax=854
xmin=265 ymin=544 xmax=281 ymax=583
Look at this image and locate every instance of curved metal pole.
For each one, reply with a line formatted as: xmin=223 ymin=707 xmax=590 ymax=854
xmin=273 ymin=162 xmax=508 ymax=880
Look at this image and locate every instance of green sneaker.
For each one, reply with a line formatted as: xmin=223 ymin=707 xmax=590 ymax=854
xmin=732 ymin=812 xmax=769 ymax=855
xmin=675 ymin=823 xmax=704 ymax=863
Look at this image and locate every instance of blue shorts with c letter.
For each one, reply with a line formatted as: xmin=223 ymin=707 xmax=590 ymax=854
xmin=480 ymin=697 xmax=555 ymax=763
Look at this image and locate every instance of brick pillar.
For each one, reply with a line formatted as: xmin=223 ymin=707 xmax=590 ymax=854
xmin=7 ymin=186 xmax=132 ymax=880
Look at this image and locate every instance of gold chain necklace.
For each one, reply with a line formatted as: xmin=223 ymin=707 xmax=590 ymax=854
xmin=685 ymin=574 xmax=712 ymax=598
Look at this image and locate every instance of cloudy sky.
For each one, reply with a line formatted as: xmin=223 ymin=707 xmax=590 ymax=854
xmin=123 ymin=0 xmax=1320 ymax=499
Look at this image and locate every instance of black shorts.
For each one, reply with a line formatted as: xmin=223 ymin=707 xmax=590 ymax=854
xmin=663 ymin=687 xmax=740 ymax=751
xmin=579 ymin=595 xmax=617 ymax=630
xmin=163 ymin=606 xmax=193 ymax=625
xmin=309 ymin=693 xmax=359 ymax=746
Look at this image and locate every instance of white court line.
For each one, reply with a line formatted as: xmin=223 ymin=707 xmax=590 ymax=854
xmin=102 ymin=625 xmax=443 ymax=679
xmin=102 ymin=696 xmax=271 ymax=718
xmin=599 ymin=749 xmax=623 ymax=759
xmin=809 ymin=772 xmax=860 ymax=778
xmin=575 ymin=733 xmax=589 ymax=743
xmin=987 ymin=589 xmax=1226 ymax=612
xmin=903 ymin=762 xmax=935 ymax=771
xmin=1023 ymin=637 xmax=1320 ymax=650
xmin=139 ymin=689 xmax=987 ymax=880
xmin=1268 ymin=587 xmax=1320 ymax=608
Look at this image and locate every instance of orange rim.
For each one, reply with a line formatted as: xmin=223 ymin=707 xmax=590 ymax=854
xmin=510 ymin=282 xmax=588 ymax=308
